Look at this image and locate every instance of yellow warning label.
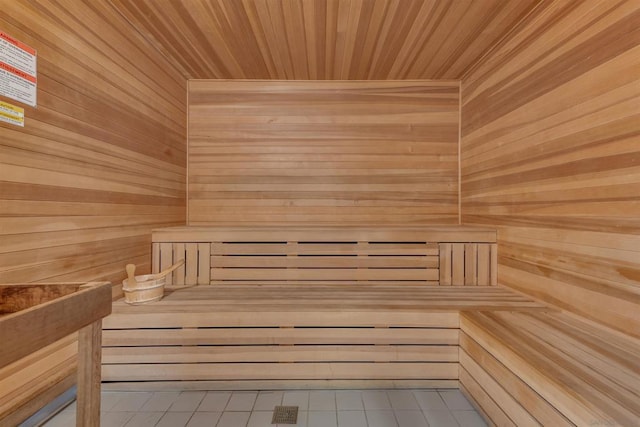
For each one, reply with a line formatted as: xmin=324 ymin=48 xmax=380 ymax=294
xmin=0 ymin=99 xmax=24 ymax=126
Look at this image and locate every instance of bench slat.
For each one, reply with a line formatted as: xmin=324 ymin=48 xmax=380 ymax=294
xmin=102 ymin=362 xmax=459 ymax=382
xmin=103 ymin=345 xmax=458 ymax=363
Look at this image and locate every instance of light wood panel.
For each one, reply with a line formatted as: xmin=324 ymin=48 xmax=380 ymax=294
xmin=188 ymin=80 xmax=459 ymax=225
xmin=108 ymin=0 xmax=539 ymax=80
xmin=0 ymin=2 xmax=186 ymax=423
xmin=460 ymin=0 xmax=640 ymax=337
xmin=460 ymin=311 xmax=640 ymax=426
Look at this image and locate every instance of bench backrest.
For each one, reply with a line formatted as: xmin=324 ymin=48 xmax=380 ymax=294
xmin=152 ymin=226 xmax=497 ymax=286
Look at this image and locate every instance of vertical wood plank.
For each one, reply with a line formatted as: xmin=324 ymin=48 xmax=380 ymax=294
xmin=198 ymin=243 xmax=211 ymax=285
xmin=464 ymin=243 xmax=478 ymax=286
xmin=185 ymin=243 xmax=198 ymax=285
xmin=151 ymin=243 xmax=161 ymax=274
xmin=439 ymin=243 xmax=452 ymax=286
xmin=160 ymin=243 xmax=173 ymax=285
xmin=452 ymin=244 xmax=465 ymax=285
xmin=173 ymin=243 xmax=186 ymax=285
xmin=76 ymin=320 xmax=102 ymax=427
xmin=490 ymin=244 xmax=498 ymax=286
xmin=477 ymin=244 xmax=490 ymax=286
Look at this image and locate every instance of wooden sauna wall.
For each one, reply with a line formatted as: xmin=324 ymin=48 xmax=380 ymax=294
xmin=461 ymin=1 xmax=640 ymax=338
xmin=188 ymin=80 xmax=460 ymax=225
xmin=0 ymin=2 xmax=186 ymax=423
xmin=0 ymin=2 xmax=187 ymax=286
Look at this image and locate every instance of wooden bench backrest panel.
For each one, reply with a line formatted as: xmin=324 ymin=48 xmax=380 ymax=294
xmin=151 ymin=227 xmax=497 ymax=286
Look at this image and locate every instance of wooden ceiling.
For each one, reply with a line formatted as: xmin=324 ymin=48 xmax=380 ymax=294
xmin=108 ymin=0 xmax=540 ymax=80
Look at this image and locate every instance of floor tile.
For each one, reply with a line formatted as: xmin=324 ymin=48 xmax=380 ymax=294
xmin=43 ymin=410 xmax=75 ymax=427
xmin=422 ymin=410 xmax=459 ymax=427
xmin=308 ymin=410 xmax=338 ymax=427
xmin=413 ymin=391 xmax=449 ymax=412
xmin=247 ymin=410 xmax=274 ymax=427
xmin=387 ymin=390 xmax=419 ymax=411
xmin=155 ymin=411 xmax=193 ymax=427
xmin=140 ymin=391 xmax=181 ymax=412
xmin=336 ymin=391 xmax=364 ymax=411
xmin=453 ymin=410 xmax=489 ymax=426
xmin=362 ymin=391 xmax=392 ymax=410
xmin=394 ymin=410 xmax=428 ymax=427
xmin=109 ymin=392 xmax=153 ymax=412
xmin=198 ymin=391 xmax=231 ymax=411
xmin=253 ymin=390 xmax=283 ymax=410
xmin=366 ymin=410 xmax=398 ymax=427
xmin=101 ymin=393 xmax=124 ymax=412
xmin=309 ymin=390 xmax=336 ymax=410
xmin=101 ymin=412 xmax=136 ymax=427
xmin=226 ymin=391 xmax=258 ymax=411
xmin=169 ymin=391 xmax=206 ymax=412
xmin=337 ymin=410 xmax=367 ymax=427
xmin=440 ymin=390 xmax=474 ymax=411
xmin=186 ymin=411 xmax=222 ymax=427
xmin=283 ymin=391 xmax=310 ymax=411
xmin=278 ymin=411 xmax=308 ymax=427
xmin=123 ymin=411 xmax=164 ymax=427
xmin=44 ymin=388 xmax=488 ymax=427
xmin=217 ymin=411 xmax=251 ymax=427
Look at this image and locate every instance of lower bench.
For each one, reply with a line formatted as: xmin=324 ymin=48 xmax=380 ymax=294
xmin=102 ymin=284 xmax=546 ymax=390
xmin=460 ymin=311 xmax=640 ymax=426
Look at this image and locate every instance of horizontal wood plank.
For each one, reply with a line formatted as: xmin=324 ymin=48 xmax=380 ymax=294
xmin=103 ymin=345 xmax=458 ymax=363
xmin=102 ymin=362 xmax=459 ymax=381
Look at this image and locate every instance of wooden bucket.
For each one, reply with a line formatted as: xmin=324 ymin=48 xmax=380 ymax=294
xmin=122 ymin=274 xmax=166 ymax=305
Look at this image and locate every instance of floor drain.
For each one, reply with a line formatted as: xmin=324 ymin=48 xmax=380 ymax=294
xmin=272 ymin=405 xmax=299 ymax=424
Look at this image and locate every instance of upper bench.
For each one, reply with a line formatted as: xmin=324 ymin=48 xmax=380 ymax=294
xmin=151 ymin=226 xmax=497 ymax=287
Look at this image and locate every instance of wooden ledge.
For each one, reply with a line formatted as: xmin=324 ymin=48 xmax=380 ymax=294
xmin=151 ymin=225 xmax=497 ymax=243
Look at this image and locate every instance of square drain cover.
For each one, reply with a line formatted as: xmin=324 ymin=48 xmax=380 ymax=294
xmin=272 ymin=405 xmax=298 ymax=424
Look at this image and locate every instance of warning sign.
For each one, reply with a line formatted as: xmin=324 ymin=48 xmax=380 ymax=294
xmin=0 ymin=100 xmax=24 ymax=127
xmin=0 ymin=31 xmax=37 ymax=107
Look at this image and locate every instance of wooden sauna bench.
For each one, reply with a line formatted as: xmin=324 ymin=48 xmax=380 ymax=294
xmin=103 ymin=225 xmax=546 ymax=390
xmin=102 ymin=284 xmax=549 ymax=390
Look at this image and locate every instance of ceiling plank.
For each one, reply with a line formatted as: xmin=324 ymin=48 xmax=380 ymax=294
xmin=109 ymin=0 xmax=541 ymax=80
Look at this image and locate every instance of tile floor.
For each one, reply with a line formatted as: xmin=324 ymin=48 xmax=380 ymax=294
xmin=43 ymin=389 xmax=487 ymax=427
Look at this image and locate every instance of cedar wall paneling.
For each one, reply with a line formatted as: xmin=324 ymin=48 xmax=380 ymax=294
xmin=0 ymin=2 xmax=185 ymax=423
xmin=188 ymin=80 xmax=459 ymax=225
xmin=461 ymin=1 xmax=640 ymax=338
xmin=0 ymin=2 xmax=187 ymax=286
